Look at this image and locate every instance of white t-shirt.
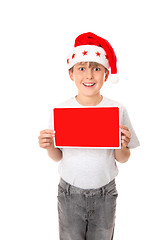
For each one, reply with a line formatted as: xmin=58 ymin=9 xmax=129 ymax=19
xmin=48 ymin=96 xmax=140 ymax=189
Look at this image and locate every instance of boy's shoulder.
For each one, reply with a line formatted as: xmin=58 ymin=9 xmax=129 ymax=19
xmin=102 ymin=96 xmax=125 ymax=108
xmin=52 ymin=97 xmax=76 ymax=108
xmin=102 ymin=96 xmax=128 ymax=117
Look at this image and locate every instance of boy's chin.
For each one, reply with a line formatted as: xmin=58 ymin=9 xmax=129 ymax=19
xmin=81 ymin=93 xmax=99 ymax=98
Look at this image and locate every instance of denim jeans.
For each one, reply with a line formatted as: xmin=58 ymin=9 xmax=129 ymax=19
xmin=57 ymin=178 xmax=118 ymax=240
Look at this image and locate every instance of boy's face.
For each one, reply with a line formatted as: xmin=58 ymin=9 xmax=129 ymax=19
xmin=69 ymin=62 xmax=109 ymax=98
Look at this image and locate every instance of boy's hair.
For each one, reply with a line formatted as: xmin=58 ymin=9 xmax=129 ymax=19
xmin=69 ymin=62 xmax=108 ymax=73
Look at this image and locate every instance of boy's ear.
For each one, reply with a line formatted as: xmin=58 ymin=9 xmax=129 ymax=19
xmin=69 ymin=70 xmax=74 ymax=81
xmin=104 ymin=71 xmax=109 ymax=82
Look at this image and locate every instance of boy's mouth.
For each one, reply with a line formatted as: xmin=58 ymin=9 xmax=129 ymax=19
xmin=82 ymin=82 xmax=96 ymax=87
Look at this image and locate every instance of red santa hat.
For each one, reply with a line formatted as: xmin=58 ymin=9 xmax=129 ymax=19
xmin=67 ymin=32 xmax=119 ymax=83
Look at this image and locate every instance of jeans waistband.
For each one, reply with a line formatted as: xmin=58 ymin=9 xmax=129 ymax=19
xmin=59 ymin=178 xmax=116 ymax=197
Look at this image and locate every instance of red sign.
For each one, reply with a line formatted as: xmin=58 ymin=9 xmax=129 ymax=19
xmin=53 ymin=107 xmax=120 ymax=148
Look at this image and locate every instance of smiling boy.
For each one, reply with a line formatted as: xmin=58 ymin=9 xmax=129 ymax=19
xmin=38 ymin=32 xmax=140 ymax=240
xmin=69 ymin=61 xmax=109 ymax=104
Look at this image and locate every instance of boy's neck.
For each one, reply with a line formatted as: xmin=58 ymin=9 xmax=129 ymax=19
xmin=75 ymin=94 xmax=103 ymax=106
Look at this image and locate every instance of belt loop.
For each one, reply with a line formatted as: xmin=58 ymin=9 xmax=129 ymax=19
xmin=66 ymin=183 xmax=70 ymax=196
xmin=101 ymin=187 xmax=105 ymax=197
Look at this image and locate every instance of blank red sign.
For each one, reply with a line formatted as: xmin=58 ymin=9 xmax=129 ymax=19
xmin=53 ymin=107 xmax=120 ymax=148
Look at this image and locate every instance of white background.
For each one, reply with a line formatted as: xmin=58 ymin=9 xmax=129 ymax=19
xmin=0 ymin=0 xmax=160 ymax=239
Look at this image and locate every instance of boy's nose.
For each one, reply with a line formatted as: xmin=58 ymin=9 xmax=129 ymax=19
xmin=85 ymin=69 xmax=93 ymax=79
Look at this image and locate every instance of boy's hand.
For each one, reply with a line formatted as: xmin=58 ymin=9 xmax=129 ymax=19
xmin=38 ymin=129 xmax=55 ymax=149
xmin=119 ymin=125 xmax=131 ymax=148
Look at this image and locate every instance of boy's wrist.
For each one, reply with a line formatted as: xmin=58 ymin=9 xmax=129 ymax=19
xmin=46 ymin=144 xmax=55 ymax=152
xmin=121 ymin=146 xmax=129 ymax=150
xmin=115 ymin=146 xmax=130 ymax=163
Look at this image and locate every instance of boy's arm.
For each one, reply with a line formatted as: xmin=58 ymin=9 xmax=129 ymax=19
xmin=47 ymin=146 xmax=62 ymax=162
xmin=115 ymin=147 xmax=130 ymax=163
xmin=39 ymin=129 xmax=62 ymax=162
xmin=114 ymin=125 xmax=131 ymax=163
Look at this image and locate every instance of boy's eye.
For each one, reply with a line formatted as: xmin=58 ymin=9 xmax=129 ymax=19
xmin=94 ymin=67 xmax=100 ymax=71
xmin=79 ymin=67 xmax=85 ymax=71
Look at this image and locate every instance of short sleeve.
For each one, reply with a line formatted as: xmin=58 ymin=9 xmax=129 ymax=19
xmin=121 ymin=106 xmax=140 ymax=149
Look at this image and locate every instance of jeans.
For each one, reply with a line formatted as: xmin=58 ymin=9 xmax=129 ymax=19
xmin=57 ymin=178 xmax=118 ymax=240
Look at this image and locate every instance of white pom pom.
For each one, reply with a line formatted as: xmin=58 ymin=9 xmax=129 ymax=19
xmin=109 ymin=74 xmax=119 ymax=84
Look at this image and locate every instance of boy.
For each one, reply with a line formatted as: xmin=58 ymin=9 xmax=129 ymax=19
xmin=38 ymin=32 xmax=140 ymax=240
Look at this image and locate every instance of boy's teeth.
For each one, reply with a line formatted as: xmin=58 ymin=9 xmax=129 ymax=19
xmin=83 ymin=83 xmax=95 ymax=86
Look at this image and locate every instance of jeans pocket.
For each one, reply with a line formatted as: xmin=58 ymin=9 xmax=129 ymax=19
xmin=102 ymin=186 xmax=118 ymax=229
xmin=106 ymin=186 xmax=118 ymax=199
xmin=57 ymin=184 xmax=66 ymax=198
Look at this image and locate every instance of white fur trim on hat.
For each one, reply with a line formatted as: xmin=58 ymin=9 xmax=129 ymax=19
xmin=67 ymin=45 xmax=110 ymax=70
xmin=108 ymin=73 xmax=119 ymax=83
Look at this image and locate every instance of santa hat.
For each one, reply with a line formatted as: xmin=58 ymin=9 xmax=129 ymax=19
xmin=67 ymin=32 xmax=119 ymax=83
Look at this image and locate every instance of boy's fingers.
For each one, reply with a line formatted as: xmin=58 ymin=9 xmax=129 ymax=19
xmin=121 ymin=129 xmax=131 ymax=138
xmin=40 ymin=129 xmax=54 ymax=134
xmin=122 ymin=135 xmax=130 ymax=142
xmin=40 ymin=143 xmax=51 ymax=148
xmin=40 ymin=134 xmax=54 ymax=139
xmin=120 ymin=125 xmax=131 ymax=139
xmin=119 ymin=125 xmax=128 ymax=130
xmin=121 ymin=140 xmax=128 ymax=147
xmin=41 ymin=138 xmax=53 ymax=143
